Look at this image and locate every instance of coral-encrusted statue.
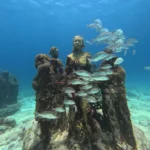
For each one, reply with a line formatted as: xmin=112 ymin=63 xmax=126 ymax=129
xmin=66 ymin=35 xmax=102 ymax=150
xmin=98 ymin=49 xmax=137 ymax=150
xmin=49 ymin=46 xmax=64 ymax=74
xmin=66 ymin=35 xmax=91 ymax=74
xmin=32 ymin=53 xmax=67 ymax=149
xmin=30 ymin=38 xmax=137 ymax=150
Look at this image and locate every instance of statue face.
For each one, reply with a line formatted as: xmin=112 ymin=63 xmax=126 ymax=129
xmin=51 ymin=49 xmax=59 ymax=58
xmin=73 ymin=37 xmax=83 ymax=49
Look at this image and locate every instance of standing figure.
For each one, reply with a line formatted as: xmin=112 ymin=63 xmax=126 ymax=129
xmin=49 ymin=46 xmax=64 ymax=75
xmin=65 ymin=35 xmax=102 ymax=150
xmin=66 ymin=35 xmax=91 ymax=74
xmin=32 ymin=53 xmax=67 ymax=150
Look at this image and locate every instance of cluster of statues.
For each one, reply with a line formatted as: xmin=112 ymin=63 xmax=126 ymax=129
xmin=32 ymin=35 xmax=137 ymax=150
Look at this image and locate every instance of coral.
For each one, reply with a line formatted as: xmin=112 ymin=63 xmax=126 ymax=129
xmin=98 ymin=58 xmax=137 ymax=149
xmin=27 ymin=42 xmax=138 ymax=150
xmin=32 ymin=53 xmax=68 ymax=149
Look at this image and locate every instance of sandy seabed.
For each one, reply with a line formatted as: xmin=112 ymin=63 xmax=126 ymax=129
xmin=0 ymin=84 xmax=150 ymax=150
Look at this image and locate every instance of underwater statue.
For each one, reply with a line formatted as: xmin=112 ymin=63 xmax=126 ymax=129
xmin=65 ymin=35 xmax=103 ymax=150
xmin=29 ymin=37 xmax=137 ymax=150
xmin=97 ymin=49 xmax=137 ymax=150
xmin=32 ymin=53 xmax=67 ymax=149
xmin=49 ymin=46 xmax=64 ymax=74
xmin=66 ymin=35 xmax=91 ymax=74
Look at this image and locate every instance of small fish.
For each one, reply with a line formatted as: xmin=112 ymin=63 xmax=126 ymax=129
xmin=69 ymin=79 xmax=89 ymax=85
xmin=115 ymin=29 xmax=123 ymax=35
xmin=93 ymin=19 xmax=102 ymax=25
xmin=100 ymin=28 xmax=109 ymax=33
xmin=124 ymin=49 xmax=128 ymax=56
xmin=93 ymin=32 xmax=111 ymax=43
xmin=64 ymin=100 xmax=75 ymax=105
xmin=115 ymin=39 xmax=124 ymax=45
xmin=36 ymin=111 xmax=58 ymax=120
xmin=96 ymin=109 xmax=103 ymax=115
xmin=79 ymin=76 xmax=91 ymax=81
xmin=85 ymin=40 xmax=93 ymax=45
xmin=126 ymin=38 xmax=138 ymax=44
xmin=73 ymin=70 xmax=91 ymax=77
xmin=53 ymin=107 xmax=65 ymax=113
xmin=100 ymin=64 xmax=112 ymax=70
xmin=85 ymin=96 xmax=97 ymax=103
xmin=105 ymin=69 xmax=114 ymax=75
xmin=132 ymin=50 xmax=136 ymax=55
xmin=88 ymin=87 xmax=100 ymax=94
xmin=114 ymin=57 xmax=124 ymax=65
xmin=76 ymin=90 xmax=87 ymax=97
xmin=144 ymin=66 xmax=150 ymax=70
xmin=90 ymin=51 xmax=109 ymax=63
xmin=63 ymin=87 xmax=75 ymax=94
xmin=92 ymin=71 xmax=106 ymax=76
xmin=104 ymin=54 xmax=116 ymax=61
xmin=92 ymin=75 xmax=109 ymax=81
xmin=80 ymin=84 xmax=93 ymax=90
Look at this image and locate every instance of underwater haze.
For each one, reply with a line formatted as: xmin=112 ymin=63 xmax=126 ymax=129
xmin=0 ymin=0 xmax=150 ymax=93
xmin=1 ymin=1 xmax=150 ymax=150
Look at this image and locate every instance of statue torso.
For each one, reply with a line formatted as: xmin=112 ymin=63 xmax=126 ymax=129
xmin=68 ymin=52 xmax=90 ymax=66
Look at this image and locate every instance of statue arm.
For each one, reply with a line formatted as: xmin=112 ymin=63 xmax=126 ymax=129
xmin=86 ymin=53 xmax=92 ymax=72
xmin=65 ymin=56 xmax=73 ymax=75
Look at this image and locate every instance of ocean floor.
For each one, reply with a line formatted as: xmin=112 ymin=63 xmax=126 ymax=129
xmin=0 ymin=85 xmax=150 ymax=150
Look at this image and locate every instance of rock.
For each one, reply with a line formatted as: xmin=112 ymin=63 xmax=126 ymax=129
xmin=0 ymin=71 xmax=19 ymax=108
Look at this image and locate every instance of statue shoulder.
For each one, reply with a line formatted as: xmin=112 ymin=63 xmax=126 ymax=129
xmin=68 ymin=53 xmax=73 ymax=58
xmin=57 ymin=59 xmax=63 ymax=66
xmin=83 ymin=52 xmax=91 ymax=58
xmin=67 ymin=53 xmax=74 ymax=61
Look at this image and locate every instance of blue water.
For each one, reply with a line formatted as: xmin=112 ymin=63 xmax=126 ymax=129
xmin=0 ymin=0 xmax=150 ymax=95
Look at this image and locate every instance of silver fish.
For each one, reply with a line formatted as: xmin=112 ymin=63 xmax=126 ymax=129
xmin=92 ymin=71 xmax=106 ymax=76
xmin=100 ymin=64 xmax=112 ymax=70
xmin=105 ymin=69 xmax=114 ymax=75
xmin=64 ymin=100 xmax=75 ymax=105
xmin=90 ymin=51 xmax=109 ymax=62
xmin=63 ymin=87 xmax=75 ymax=93
xmin=85 ymin=96 xmax=97 ymax=103
xmin=73 ymin=70 xmax=91 ymax=77
xmin=114 ymin=57 xmax=124 ymax=65
xmin=53 ymin=107 xmax=65 ymax=113
xmin=80 ymin=84 xmax=93 ymax=90
xmin=104 ymin=54 xmax=116 ymax=61
xmin=69 ymin=79 xmax=89 ymax=85
xmin=88 ymin=87 xmax=100 ymax=94
xmin=144 ymin=66 xmax=150 ymax=70
xmin=92 ymin=75 xmax=109 ymax=81
xmin=76 ymin=90 xmax=87 ymax=97
xmin=36 ymin=111 xmax=58 ymax=120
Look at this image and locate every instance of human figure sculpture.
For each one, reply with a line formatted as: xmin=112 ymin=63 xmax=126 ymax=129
xmin=65 ymin=35 xmax=102 ymax=150
xmin=32 ymin=54 xmax=67 ymax=150
xmin=30 ymin=39 xmax=138 ymax=150
xmin=49 ymin=46 xmax=64 ymax=75
xmin=66 ymin=35 xmax=91 ymax=74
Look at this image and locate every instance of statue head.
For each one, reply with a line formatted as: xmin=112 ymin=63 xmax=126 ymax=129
xmin=49 ymin=46 xmax=59 ymax=59
xmin=35 ymin=54 xmax=50 ymax=68
xmin=73 ymin=35 xmax=85 ymax=53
